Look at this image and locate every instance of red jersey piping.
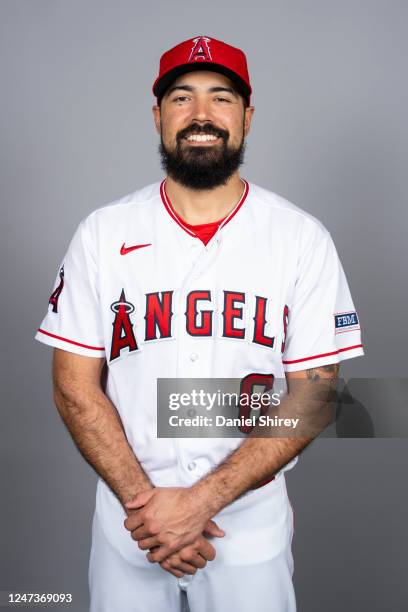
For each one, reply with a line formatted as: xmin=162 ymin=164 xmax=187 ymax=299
xmin=282 ymin=344 xmax=364 ymax=365
xmin=37 ymin=328 xmax=105 ymax=351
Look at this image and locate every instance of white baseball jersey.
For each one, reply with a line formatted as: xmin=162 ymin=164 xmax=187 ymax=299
xmin=35 ymin=178 xmax=364 ymax=559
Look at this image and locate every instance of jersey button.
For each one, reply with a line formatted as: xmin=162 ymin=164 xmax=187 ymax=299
xmin=187 ymin=462 xmax=196 ymax=471
xmin=190 ymin=353 xmax=199 ymax=362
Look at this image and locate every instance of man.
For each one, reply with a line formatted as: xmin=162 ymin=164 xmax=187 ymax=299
xmin=35 ymin=36 xmax=364 ymax=611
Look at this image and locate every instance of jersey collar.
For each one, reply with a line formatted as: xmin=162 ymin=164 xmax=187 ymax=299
xmin=159 ymin=178 xmax=249 ymax=238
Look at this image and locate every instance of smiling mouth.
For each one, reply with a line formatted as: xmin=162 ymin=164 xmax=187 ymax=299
xmin=182 ymin=134 xmax=222 ymax=146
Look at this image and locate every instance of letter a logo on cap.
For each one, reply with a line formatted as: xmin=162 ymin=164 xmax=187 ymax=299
xmin=188 ymin=37 xmax=212 ymax=63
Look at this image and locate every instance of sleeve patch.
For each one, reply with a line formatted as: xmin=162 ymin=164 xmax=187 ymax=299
xmin=48 ymin=265 xmax=65 ymax=313
xmin=334 ymin=311 xmax=360 ymax=333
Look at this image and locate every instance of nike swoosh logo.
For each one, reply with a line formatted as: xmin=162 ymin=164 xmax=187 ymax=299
xmin=120 ymin=242 xmax=152 ymax=255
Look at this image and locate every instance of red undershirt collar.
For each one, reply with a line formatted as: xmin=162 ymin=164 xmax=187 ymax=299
xmin=160 ymin=179 xmax=249 ymax=245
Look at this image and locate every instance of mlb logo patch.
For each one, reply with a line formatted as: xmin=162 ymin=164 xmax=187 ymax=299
xmin=334 ymin=311 xmax=360 ymax=333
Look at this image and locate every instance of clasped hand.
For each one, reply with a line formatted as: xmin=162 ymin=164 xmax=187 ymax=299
xmin=123 ymin=487 xmax=225 ymax=577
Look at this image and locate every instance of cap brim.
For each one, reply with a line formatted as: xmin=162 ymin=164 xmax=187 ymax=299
xmin=154 ymin=63 xmax=251 ymax=103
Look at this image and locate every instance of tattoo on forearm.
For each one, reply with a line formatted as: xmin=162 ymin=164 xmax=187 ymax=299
xmin=305 ymin=364 xmax=340 ymax=405
xmin=306 ymin=364 xmax=339 ymax=381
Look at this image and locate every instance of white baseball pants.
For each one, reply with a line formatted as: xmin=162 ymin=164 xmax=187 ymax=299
xmin=89 ymin=474 xmax=296 ymax=612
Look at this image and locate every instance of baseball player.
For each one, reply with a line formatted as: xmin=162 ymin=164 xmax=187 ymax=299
xmin=35 ymin=36 xmax=364 ymax=611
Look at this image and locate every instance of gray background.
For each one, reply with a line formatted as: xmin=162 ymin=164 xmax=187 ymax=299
xmin=1 ymin=0 xmax=407 ymax=610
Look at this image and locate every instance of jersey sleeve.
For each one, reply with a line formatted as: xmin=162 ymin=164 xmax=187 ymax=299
xmin=34 ymin=215 xmax=106 ymax=358
xmin=282 ymin=225 xmax=364 ymax=372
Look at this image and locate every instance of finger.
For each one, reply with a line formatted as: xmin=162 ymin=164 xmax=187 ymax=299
xmin=203 ymin=520 xmax=225 ymax=538
xmin=194 ymin=538 xmax=216 ymax=561
xmin=160 ymin=560 xmax=185 ymax=578
xmin=137 ymin=536 xmax=159 ymax=550
xmin=125 ymin=489 xmax=155 ymax=510
xmin=146 ymin=534 xmax=186 ymax=562
xmin=147 ymin=546 xmax=173 ymax=563
xmin=123 ymin=511 xmax=144 ymax=531
xmin=129 ymin=525 xmax=151 ymax=541
xmin=166 ymin=557 xmax=198 ymax=575
xmin=180 ymin=549 xmax=206 ymax=569
xmin=149 ymin=545 xmax=160 ymax=553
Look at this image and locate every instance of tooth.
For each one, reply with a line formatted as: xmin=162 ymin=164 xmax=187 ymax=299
xmin=186 ymin=134 xmax=219 ymax=141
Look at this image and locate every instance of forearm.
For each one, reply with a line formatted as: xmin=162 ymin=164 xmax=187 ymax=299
xmin=53 ymin=381 xmax=152 ymax=508
xmin=191 ymin=366 xmax=338 ymax=516
xmin=122 ymin=371 xmax=337 ymax=565
xmin=193 ymin=435 xmax=309 ymax=516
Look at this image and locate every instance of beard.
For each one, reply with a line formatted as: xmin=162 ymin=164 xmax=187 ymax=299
xmin=159 ymin=123 xmax=246 ymax=190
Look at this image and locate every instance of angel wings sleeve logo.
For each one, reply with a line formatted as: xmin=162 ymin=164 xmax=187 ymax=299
xmin=48 ymin=265 xmax=65 ymax=313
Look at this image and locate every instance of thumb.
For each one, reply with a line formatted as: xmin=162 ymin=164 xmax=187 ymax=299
xmin=203 ymin=519 xmax=225 ymax=538
xmin=125 ymin=489 xmax=155 ymax=510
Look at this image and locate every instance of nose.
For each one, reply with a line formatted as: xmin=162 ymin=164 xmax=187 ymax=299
xmin=190 ymin=96 xmax=212 ymax=124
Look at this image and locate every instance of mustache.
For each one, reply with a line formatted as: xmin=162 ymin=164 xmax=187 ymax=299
xmin=177 ymin=124 xmax=229 ymax=141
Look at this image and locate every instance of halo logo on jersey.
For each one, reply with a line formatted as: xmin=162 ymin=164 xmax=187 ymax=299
xmin=188 ymin=37 xmax=212 ymax=63
xmin=48 ymin=265 xmax=64 ymax=313
xmin=110 ymin=289 xmax=138 ymax=361
xmin=334 ymin=311 xmax=360 ymax=333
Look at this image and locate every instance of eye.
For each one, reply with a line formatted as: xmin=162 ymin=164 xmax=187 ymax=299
xmin=173 ymin=95 xmax=190 ymax=103
xmin=215 ymin=96 xmax=231 ymax=103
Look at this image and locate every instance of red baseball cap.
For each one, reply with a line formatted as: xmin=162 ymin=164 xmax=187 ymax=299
xmin=152 ymin=36 xmax=252 ymax=106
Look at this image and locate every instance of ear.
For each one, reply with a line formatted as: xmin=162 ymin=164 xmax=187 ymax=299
xmin=152 ymin=105 xmax=161 ymax=135
xmin=243 ymin=105 xmax=255 ymax=137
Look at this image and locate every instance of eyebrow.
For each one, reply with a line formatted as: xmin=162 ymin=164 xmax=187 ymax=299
xmin=165 ymin=84 xmax=239 ymax=99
